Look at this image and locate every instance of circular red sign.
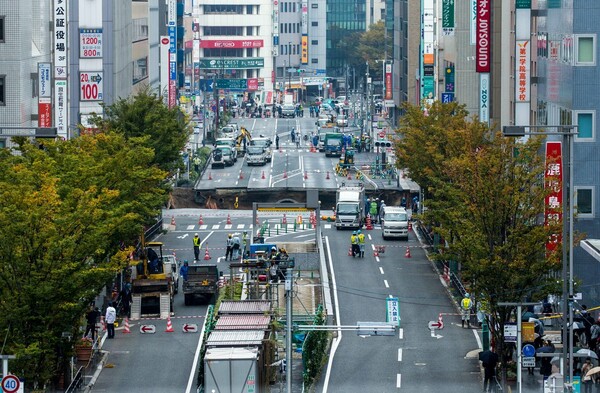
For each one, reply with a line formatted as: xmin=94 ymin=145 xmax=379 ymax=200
xmin=379 ymin=131 xmax=385 ymax=138
xmin=2 ymin=375 xmax=20 ymax=393
xmin=161 ymin=38 xmax=169 ymax=45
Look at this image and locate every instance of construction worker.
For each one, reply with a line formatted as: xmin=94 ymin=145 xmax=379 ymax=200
xmin=180 ymin=260 xmax=189 ymax=281
xmin=357 ymin=230 xmax=366 ymax=258
xmin=350 ymin=231 xmax=359 ymax=258
xmin=370 ymin=199 xmax=379 ymax=224
xmin=192 ymin=233 xmax=201 ymax=261
xmin=242 ymin=231 xmax=248 ymax=258
xmin=225 ymin=234 xmax=234 ymax=261
xmin=461 ymin=293 xmax=472 ymax=328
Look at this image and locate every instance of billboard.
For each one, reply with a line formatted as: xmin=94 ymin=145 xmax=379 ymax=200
xmin=198 ymin=58 xmax=265 ymax=69
xmin=301 ymin=35 xmax=308 ymax=65
xmin=200 ymin=40 xmax=264 ymax=49
xmin=385 ymin=63 xmax=392 ymax=100
xmin=544 ymin=141 xmax=563 ymax=253
xmin=53 ymin=0 xmax=67 ymax=79
xmin=479 ymin=73 xmax=489 ymax=123
xmin=476 ymin=0 xmax=491 ymax=73
xmin=80 ymin=72 xmax=104 ymax=101
xmin=79 ymin=28 xmax=103 ymax=58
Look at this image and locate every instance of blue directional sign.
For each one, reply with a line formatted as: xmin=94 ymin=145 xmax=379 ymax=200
xmin=441 ymin=92 xmax=454 ymax=103
xmin=522 ymin=344 xmax=536 ymax=357
xmin=198 ymin=79 xmax=214 ymax=92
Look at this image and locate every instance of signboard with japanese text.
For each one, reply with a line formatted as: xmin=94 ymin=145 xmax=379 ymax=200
xmin=53 ymin=0 xmax=68 ymax=78
xmin=38 ymin=63 xmax=51 ymax=98
xmin=79 ymin=28 xmax=103 ymax=58
xmin=504 ymin=323 xmax=517 ymax=342
xmin=80 ymin=72 xmax=104 ymax=101
xmin=545 ymin=141 xmax=563 ymax=252
xmin=479 ymin=73 xmax=489 ymax=123
xmin=39 ymin=99 xmax=52 ymax=128
xmin=301 ymin=0 xmax=308 ymax=35
xmin=386 ymin=297 xmax=400 ymax=326
xmin=54 ymin=80 xmax=68 ymax=138
xmin=445 ymin=66 xmax=455 ymax=92
xmin=301 ymin=35 xmax=308 ymax=65
xmin=273 ymin=0 xmax=279 ymax=56
xmin=476 ymin=0 xmax=491 ymax=72
xmin=200 ymin=39 xmax=264 ymax=49
xmin=470 ymin=0 xmax=477 ymax=45
xmin=441 ymin=93 xmax=454 ymax=103
xmin=215 ymin=79 xmax=247 ymax=90
xmin=442 ymin=0 xmax=455 ymax=36
xmin=248 ymin=78 xmax=259 ymax=90
xmin=198 ymin=58 xmax=265 ymax=69
xmin=516 ymin=40 xmax=531 ymax=102
xmin=385 ymin=63 xmax=392 ymax=100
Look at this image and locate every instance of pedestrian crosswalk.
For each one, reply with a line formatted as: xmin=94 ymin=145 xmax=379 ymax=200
xmin=181 ymin=223 xmax=365 ymax=231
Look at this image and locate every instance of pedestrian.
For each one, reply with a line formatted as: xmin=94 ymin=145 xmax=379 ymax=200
xmin=275 ymin=134 xmax=280 ymax=150
xmin=232 ymin=233 xmax=241 ymax=260
xmin=180 ymin=260 xmax=189 ymax=281
xmin=591 ymin=321 xmax=600 ymax=351
xmin=105 ymin=302 xmax=116 ymax=339
xmin=370 ymin=199 xmax=379 ymax=224
xmin=537 ymin=340 xmax=556 ymax=379
xmin=118 ymin=283 xmax=132 ymax=318
xmin=269 ymin=261 xmax=279 ymax=283
xmin=461 ymin=293 xmax=472 ymax=328
xmin=378 ymin=200 xmax=386 ymax=223
xmin=479 ymin=348 xmax=499 ymax=393
xmin=583 ymin=358 xmax=594 ymax=393
xmin=291 ymin=128 xmax=296 ymax=143
xmin=84 ymin=305 xmax=101 ymax=341
xmin=225 ymin=234 xmax=234 ymax=261
xmin=242 ymin=231 xmax=249 ymax=258
xmin=193 ymin=233 xmax=201 ymax=261
xmin=357 ymin=230 xmax=365 ymax=258
xmin=350 ymin=231 xmax=359 ymax=257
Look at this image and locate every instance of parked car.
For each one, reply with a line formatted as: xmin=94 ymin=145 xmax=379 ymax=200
xmin=281 ymin=104 xmax=296 ymax=118
xmin=336 ymin=115 xmax=348 ymax=127
xmin=211 ymin=146 xmax=236 ymax=168
xmin=219 ymin=125 xmax=238 ymax=139
xmin=214 ymin=138 xmax=238 ymax=163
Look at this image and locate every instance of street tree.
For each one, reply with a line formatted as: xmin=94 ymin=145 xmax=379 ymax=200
xmin=0 ymin=133 xmax=167 ymax=389
xmin=395 ymin=102 xmax=561 ymax=376
xmin=357 ymin=21 xmax=386 ymax=79
xmin=92 ymin=86 xmax=190 ymax=174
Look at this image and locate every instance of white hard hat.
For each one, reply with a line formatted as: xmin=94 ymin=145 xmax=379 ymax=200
xmin=194 ymin=233 xmax=198 ymax=236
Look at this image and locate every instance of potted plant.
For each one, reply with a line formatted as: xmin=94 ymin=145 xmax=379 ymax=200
xmin=74 ymin=337 xmax=93 ymax=362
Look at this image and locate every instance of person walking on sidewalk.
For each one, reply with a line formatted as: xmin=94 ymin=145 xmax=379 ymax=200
xmin=479 ymin=348 xmax=499 ymax=393
xmin=84 ymin=305 xmax=101 ymax=341
xmin=193 ymin=233 xmax=201 ymax=261
xmin=105 ymin=302 xmax=116 ymax=339
xmin=461 ymin=293 xmax=472 ymax=328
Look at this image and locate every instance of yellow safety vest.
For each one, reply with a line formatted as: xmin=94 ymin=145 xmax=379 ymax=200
xmin=193 ymin=237 xmax=201 ymax=246
xmin=350 ymin=235 xmax=358 ymax=245
xmin=461 ymin=298 xmax=472 ymax=310
xmin=358 ymin=234 xmax=365 ymax=244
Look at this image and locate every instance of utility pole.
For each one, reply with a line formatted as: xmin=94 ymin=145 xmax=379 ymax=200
xmin=285 ymin=268 xmax=293 ymax=393
xmin=288 ymin=42 xmax=292 ymax=97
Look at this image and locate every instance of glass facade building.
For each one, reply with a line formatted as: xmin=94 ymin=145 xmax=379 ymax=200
xmin=326 ymin=0 xmax=366 ymax=75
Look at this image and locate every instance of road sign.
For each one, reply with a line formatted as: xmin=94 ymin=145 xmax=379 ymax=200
xmin=386 ymin=297 xmax=400 ymax=326
xmin=378 ymin=131 xmax=385 ymax=138
xmin=215 ymin=79 xmax=247 ymax=90
xmin=504 ymin=323 xmax=517 ymax=342
xmin=80 ymin=71 xmax=103 ymax=101
xmin=441 ymin=92 xmax=454 ymax=103
xmin=2 ymin=375 xmax=20 ymax=393
xmin=428 ymin=320 xmax=443 ymax=330
xmin=140 ymin=324 xmax=156 ymax=334
xmin=522 ymin=343 xmax=536 ymax=357
xmin=523 ymin=356 xmax=536 ymax=368
xmin=182 ymin=323 xmax=198 ymax=333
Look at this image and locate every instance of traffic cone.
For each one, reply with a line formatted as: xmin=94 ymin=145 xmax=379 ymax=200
xmin=348 ymin=246 xmax=353 ymax=256
xmin=226 ymin=214 xmax=232 ymax=225
xmin=374 ymin=247 xmax=379 ymax=257
xmin=347 ymin=172 xmax=352 ymax=180
xmin=304 ymin=171 xmax=308 ymax=180
xmin=198 ymin=215 xmax=204 ymax=225
xmin=204 ymin=246 xmax=212 ymax=260
xmin=171 ymin=216 xmax=176 ymax=226
xmin=408 ymin=221 xmax=412 ymax=231
xmin=240 ymin=171 xmax=244 ymax=179
xmin=208 ymin=172 xmax=212 ymax=180
xmin=123 ymin=317 xmax=131 ymax=334
xmin=405 ymin=247 xmax=411 ymax=258
xmin=283 ymin=171 xmax=287 ymax=179
xmin=261 ymin=171 xmax=266 ymax=179
xmin=326 ymin=171 xmax=330 ymax=180
xmin=366 ymin=214 xmax=373 ymax=230
xmin=165 ymin=316 xmax=174 ymax=333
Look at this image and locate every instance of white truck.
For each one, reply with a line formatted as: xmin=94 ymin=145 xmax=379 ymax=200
xmin=335 ymin=185 xmax=365 ymax=229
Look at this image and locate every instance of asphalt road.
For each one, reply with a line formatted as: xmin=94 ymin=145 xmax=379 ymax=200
xmin=90 ymin=210 xmax=487 ymax=392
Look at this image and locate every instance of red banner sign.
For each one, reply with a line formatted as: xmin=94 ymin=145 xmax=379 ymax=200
xmin=247 ymin=78 xmax=258 ymax=91
xmin=385 ymin=63 xmax=393 ymax=100
xmin=544 ymin=141 xmax=563 ymax=252
xmin=200 ymin=40 xmax=263 ymax=49
xmin=38 ymin=100 xmax=52 ymax=127
xmin=476 ymin=0 xmax=491 ymax=73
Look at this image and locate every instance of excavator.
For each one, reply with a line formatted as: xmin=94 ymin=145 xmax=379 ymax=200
xmin=235 ymin=126 xmax=253 ymax=157
xmin=129 ymin=232 xmax=174 ymax=319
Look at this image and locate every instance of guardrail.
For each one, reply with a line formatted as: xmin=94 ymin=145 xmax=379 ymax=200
xmin=65 ymin=366 xmax=84 ymax=393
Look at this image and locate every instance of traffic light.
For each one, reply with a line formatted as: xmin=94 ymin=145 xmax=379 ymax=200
xmin=297 ymin=69 xmax=305 ymax=74
xmin=374 ymin=140 xmax=392 ymax=148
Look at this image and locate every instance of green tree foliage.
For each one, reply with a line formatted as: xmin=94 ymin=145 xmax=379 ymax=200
xmin=0 ymin=133 xmax=167 ymax=388
xmin=357 ymin=21 xmax=387 ymax=79
xmin=93 ymin=86 xmax=190 ymax=174
xmin=396 ymin=102 xmax=561 ymax=368
xmin=302 ymin=310 xmax=329 ymax=389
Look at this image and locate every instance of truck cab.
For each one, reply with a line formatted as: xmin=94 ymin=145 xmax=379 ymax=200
xmin=335 ymin=186 xmax=365 ymax=229
xmin=183 ymin=263 xmax=220 ymax=305
xmin=324 ymin=133 xmax=343 ymax=157
xmin=381 ymin=206 xmax=409 ymax=240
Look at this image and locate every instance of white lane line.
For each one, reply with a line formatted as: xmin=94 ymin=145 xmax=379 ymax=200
xmin=322 ymin=236 xmax=343 ymax=393
xmin=384 ymin=279 xmax=389 ymax=288
xmin=396 ymin=373 xmax=401 ymax=388
xmin=398 ymin=348 xmax=403 ymax=362
xmin=379 ymin=266 xmax=385 ymax=275
xmin=185 ymin=308 xmax=210 ymax=393
xmin=368 ymin=234 xmax=372 ymax=240
xmin=399 ymin=328 xmax=404 ymax=339
xmin=473 ymin=328 xmax=482 ymax=349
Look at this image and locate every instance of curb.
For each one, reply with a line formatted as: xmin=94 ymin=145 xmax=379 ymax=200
xmin=83 ymin=349 xmax=109 ymax=393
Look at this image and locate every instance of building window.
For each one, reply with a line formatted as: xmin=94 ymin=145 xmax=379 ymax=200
xmin=0 ymin=75 xmax=5 ymax=105
xmin=575 ymin=187 xmax=593 ymax=217
xmin=203 ymin=26 xmax=244 ymax=36
xmin=0 ymin=16 xmax=4 ymax=43
xmin=284 ymin=2 xmax=287 ymax=12
xmin=246 ymin=48 xmax=253 ymax=57
xmin=247 ymin=5 xmax=253 ymax=14
xmin=311 ymin=58 xmax=318 ymax=64
xmin=311 ymin=21 xmax=318 ymax=27
xmin=311 ymin=3 xmax=318 ymax=8
xmin=31 ymin=72 xmax=38 ymax=98
xmin=574 ymin=111 xmax=595 ymax=141
xmin=133 ymin=18 xmax=148 ymax=42
xmin=247 ymin=26 xmax=253 ymax=35
xmin=311 ymin=40 xmax=318 ymax=45
xmin=0 ymin=139 xmax=5 ymax=148
xmin=576 ymin=35 xmax=596 ymax=65
xmin=204 ymin=5 xmax=243 ymax=14
xmin=133 ymin=57 xmax=148 ymax=84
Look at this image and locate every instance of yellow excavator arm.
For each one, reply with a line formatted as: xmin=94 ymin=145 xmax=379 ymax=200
xmin=236 ymin=127 xmax=252 ymax=154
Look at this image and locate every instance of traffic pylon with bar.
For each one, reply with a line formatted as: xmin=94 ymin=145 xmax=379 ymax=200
xmin=208 ymin=172 xmax=212 ymax=180
xmin=326 ymin=171 xmax=330 ymax=180
xmin=204 ymin=246 xmax=212 ymax=260
xmin=405 ymin=247 xmax=411 ymax=258
xmin=171 ymin=216 xmax=176 ymax=226
xmin=261 ymin=171 xmax=266 ymax=179
xmin=123 ymin=317 xmax=131 ymax=334
xmin=227 ymin=214 xmax=232 ymax=225
xmin=365 ymin=214 xmax=373 ymax=230
xmin=198 ymin=215 xmax=204 ymax=225
xmin=165 ymin=316 xmax=174 ymax=333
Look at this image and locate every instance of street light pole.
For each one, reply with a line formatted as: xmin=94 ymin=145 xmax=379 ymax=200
xmin=288 ymin=42 xmax=292 ymax=96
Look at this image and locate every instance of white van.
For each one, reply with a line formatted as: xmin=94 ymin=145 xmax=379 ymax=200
xmin=380 ymin=206 xmax=409 ymax=240
xmin=246 ymin=145 xmax=268 ymax=166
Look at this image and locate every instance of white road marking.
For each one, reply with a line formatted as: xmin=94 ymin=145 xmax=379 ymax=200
xmin=211 ymin=224 xmax=219 ymax=229
xmin=237 ymin=224 xmax=245 ymax=229
xmin=396 ymin=373 xmax=401 ymax=388
xmin=368 ymin=234 xmax=372 ymax=240
xmin=379 ymin=266 xmax=385 ymax=275
xmin=199 ymin=225 xmax=207 ymax=230
xmin=224 ymin=224 xmax=232 ymax=229
xmin=186 ymin=225 xmax=195 ymax=230
xmin=398 ymin=348 xmax=403 ymax=362
xmin=399 ymin=328 xmax=404 ymax=339
xmin=384 ymin=279 xmax=389 ymax=288
xmin=177 ymin=233 xmax=189 ymax=239
xmin=324 ymin=224 xmax=331 ymax=229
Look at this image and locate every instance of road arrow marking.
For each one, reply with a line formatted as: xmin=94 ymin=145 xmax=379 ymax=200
xmin=140 ymin=324 xmax=156 ymax=334
xmin=182 ymin=323 xmax=198 ymax=333
xmin=177 ymin=233 xmax=189 ymax=239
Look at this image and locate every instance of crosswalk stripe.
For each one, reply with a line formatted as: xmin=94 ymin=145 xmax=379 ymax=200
xmin=199 ymin=225 xmax=207 ymax=230
xmin=211 ymin=224 xmax=219 ymax=229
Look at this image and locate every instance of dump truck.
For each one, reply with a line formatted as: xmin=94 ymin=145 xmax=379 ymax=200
xmin=183 ymin=262 xmax=220 ymax=305
xmin=335 ymin=185 xmax=365 ymax=229
xmin=130 ymin=240 xmax=174 ymax=319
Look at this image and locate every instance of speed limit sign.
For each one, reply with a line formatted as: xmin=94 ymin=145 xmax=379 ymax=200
xmin=80 ymin=71 xmax=104 ymax=101
xmin=2 ymin=375 xmax=20 ymax=393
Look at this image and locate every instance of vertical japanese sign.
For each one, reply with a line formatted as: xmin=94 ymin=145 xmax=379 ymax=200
xmin=515 ymin=41 xmax=530 ymax=102
xmin=479 ymin=73 xmax=489 ymax=123
xmin=470 ymin=0 xmax=477 ymax=45
xmin=273 ymin=0 xmax=279 ymax=56
xmin=301 ymin=35 xmax=308 ymax=65
xmin=38 ymin=63 xmax=52 ymax=128
xmin=53 ymin=0 xmax=68 ymax=138
xmin=476 ymin=0 xmax=491 ymax=73
xmin=385 ymin=63 xmax=392 ymax=100
xmin=386 ymin=297 xmax=400 ymax=327
xmin=160 ymin=36 xmax=170 ymax=103
xmin=442 ymin=0 xmax=455 ymax=36
xmin=515 ymin=0 xmax=531 ymax=127
xmin=545 ymin=141 xmax=563 ymax=252
xmin=168 ymin=0 xmax=177 ymax=108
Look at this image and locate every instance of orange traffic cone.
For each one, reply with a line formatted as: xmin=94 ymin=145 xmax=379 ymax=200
xmin=408 ymin=221 xmax=412 ymax=231
xmin=405 ymin=247 xmax=411 ymax=258
xmin=326 ymin=171 xmax=330 ymax=180
xmin=208 ymin=172 xmax=212 ymax=180
xmin=366 ymin=214 xmax=373 ymax=230
xmin=171 ymin=216 xmax=176 ymax=226
xmin=347 ymin=172 xmax=352 ymax=180
xmin=226 ymin=214 xmax=232 ymax=225
xmin=165 ymin=316 xmax=174 ymax=333
xmin=240 ymin=171 xmax=244 ymax=179
xmin=348 ymin=246 xmax=353 ymax=256
xmin=198 ymin=215 xmax=204 ymax=225
xmin=204 ymin=246 xmax=212 ymax=260
xmin=261 ymin=171 xmax=266 ymax=179
xmin=374 ymin=247 xmax=379 ymax=257
xmin=123 ymin=317 xmax=131 ymax=334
